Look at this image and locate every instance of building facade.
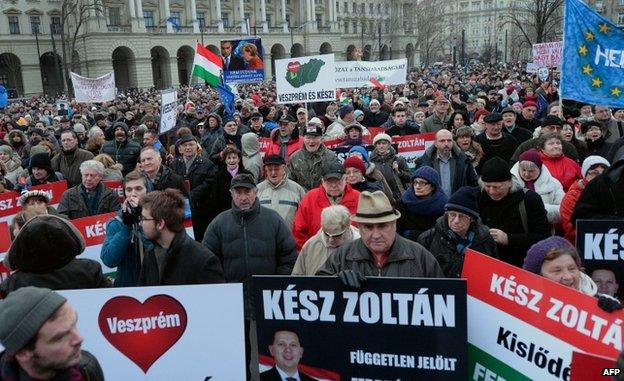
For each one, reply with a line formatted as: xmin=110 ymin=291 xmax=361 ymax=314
xmin=0 ymin=0 xmax=417 ymax=97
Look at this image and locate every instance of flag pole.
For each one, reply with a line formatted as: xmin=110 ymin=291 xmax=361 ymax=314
xmin=559 ymin=0 xmax=568 ymax=119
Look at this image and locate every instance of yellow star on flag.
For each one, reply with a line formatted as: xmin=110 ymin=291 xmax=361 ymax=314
xmin=599 ymin=23 xmax=610 ymax=34
xmin=585 ymin=31 xmax=595 ymax=41
xmin=612 ymin=87 xmax=622 ymax=97
xmin=592 ymin=77 xmax=602 ymax=88
xmin=578 ymin=45 xmax=588 ymax=56
xmin=582 ymin=64 xmax=593 ymax=75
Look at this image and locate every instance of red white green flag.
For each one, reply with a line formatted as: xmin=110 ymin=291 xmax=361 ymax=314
xmin=192 ymin=42 xmax=222 ymax=87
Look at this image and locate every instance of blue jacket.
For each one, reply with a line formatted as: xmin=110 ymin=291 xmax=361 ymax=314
xmin=100 ymin=212 xmax=152 ymax=287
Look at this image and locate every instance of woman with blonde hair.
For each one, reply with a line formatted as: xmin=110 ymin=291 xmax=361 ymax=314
xmin=241 ymin=43 xmax=264 ymax=70
xmin=93 ymin=153 xmax=124 ymax=180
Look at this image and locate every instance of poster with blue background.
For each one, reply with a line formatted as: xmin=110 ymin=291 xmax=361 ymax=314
xmin=221 ymin=37 xmax=265 ymax=84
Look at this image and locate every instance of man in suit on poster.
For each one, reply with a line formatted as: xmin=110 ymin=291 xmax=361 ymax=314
xmin=260 ymin=329 xmax=316 ymax=381
xmin=220 ymin=40 xmax=245 ymax=71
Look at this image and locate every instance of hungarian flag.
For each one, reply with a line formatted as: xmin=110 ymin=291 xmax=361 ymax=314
xmin=192 ymin=42 xmax=222 ymax=87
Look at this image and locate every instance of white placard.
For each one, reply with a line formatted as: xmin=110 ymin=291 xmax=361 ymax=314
xmin=70 ymin=72 xmax=116 ymax=103
xmin=159 ymin=90 xmax=178 ymax=134
xmin=532 ymin=41 xmax=563 ymax=68
xmin=334 ymin=58 xmax=407 ymax=88
xmin=526 ymin=62 xmax=540 ymax=73
xmin=275 ymin=53 xmax=336 ymax=104
xmin=54 ymin=284 xmax=246 ymax=380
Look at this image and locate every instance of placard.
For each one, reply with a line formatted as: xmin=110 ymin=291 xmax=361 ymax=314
xmin=462 ymin=249 xmax=622 ymax=381
xmin=394 ymin=132 xmax=436 ymax=169
xmin=253 ymin=276 xmax=467 ymax=380
xmin=70 ymin=72 xmax=116 ymax=103
xmin=221 ymin=37 xmax=265 ymax=84
xmin=334 ymin=58 xmax=407 ymax=88
xmin=275 ymin=54 xmax=336 ymax=104
xmin=159 ymin=89 xmax=178 ymax=135
xmin=532 ymin=41 xmax=563 ymax=67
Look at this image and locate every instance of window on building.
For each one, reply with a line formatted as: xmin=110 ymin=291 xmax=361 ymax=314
xmin=369 ymin=3 xmax=373 ymax=13
xmin=471 ymin=1 xmax=479 ymax=11
xmin=222 ymin=12 xmax=230 ymax=27
xmin=352 ymin=21 xmax=357 ymax=33
xmin=170 ymin=11 xmax=181 ymax=26
xmin=316 ymin=13 xmax=322 ymax=28
xmin=51 ymin=16 xmax=61 ymax=34
xmin=344 ymin=21 xmax=349 ymax=34
xmin=266 ymin=14 xmax=271 ymax=26
xmin=618 ymin=13 xmax=624 ymax=24
xmin=108 ymin=7 xmax=120 ymax=26
xmin=618 ymin=0 xmax=624 ymax=6
xmin=343 ymin=2 xmax=347 ymax=12
xmin=285 ymin=14 xmax=290 ymax=26
xmin=377 ymin=4 xmax=381 ymax=13
xmin=352 ymin=2 xmax=356 ymax=12
xmin=197 ymin=12 xmax=205 ymax=28
xmin=8 ymin=16 xmax=20 ymax=35
xmin=30 ymin=15 xmax=41 ymax=34
xmin=143 ymin=10 xmax=154 ymax=26
xmin=460 ymin=2 xmax=468 ymax=10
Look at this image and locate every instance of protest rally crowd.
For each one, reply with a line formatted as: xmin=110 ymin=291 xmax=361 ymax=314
xmin=1 ymin=58 xmax=624 ymax=380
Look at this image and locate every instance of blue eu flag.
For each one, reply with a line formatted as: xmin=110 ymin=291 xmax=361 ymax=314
xmin=561 ymin=0 xmax=624 ymax=107
xmin=217 ymin=83 xmax=235 ymax=115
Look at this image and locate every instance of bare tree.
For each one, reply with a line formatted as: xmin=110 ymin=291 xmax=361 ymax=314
xmin=58 ymin=0 xmax=104 ymax=96
xmin=504 ymin=0 xmax=563 ymax=48
xmin=413 ymin=0 xmax=447 ymax=67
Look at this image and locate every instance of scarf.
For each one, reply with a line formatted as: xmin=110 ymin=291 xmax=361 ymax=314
xmin=227 ymin=164 xmax=239 ymax=177
xmin=80 ymin=183 xmax=102 ymax=216
xmin=400 ymin=186 xmax=448 ymax=216
xmin=448 ymin=229 xmax=476 ymax=255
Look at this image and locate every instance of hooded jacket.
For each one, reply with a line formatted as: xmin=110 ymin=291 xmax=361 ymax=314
xmin=100 ymin=122 xmax=141 ymax=175
xmin=510 ymin=162 xmax=565 ymax=224
xmin=572 ymin=159 xmax=624 ymax=222
xmin=5 ymin=130 xmax=28 ymax=160
xmin=241 ymin=133 xmax=264 ymax=182
xmin=539 ymin=151 xmax=582 ymax=192
xmin=369 ymin=146 xmax=411 ymax=201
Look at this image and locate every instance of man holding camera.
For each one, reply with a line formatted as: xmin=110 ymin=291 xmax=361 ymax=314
xmin=100 ymin=170 xmax=153 ymax=287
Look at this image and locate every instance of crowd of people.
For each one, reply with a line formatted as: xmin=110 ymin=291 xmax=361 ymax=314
xmin=0 ymin=62 xmax=624 ymax=380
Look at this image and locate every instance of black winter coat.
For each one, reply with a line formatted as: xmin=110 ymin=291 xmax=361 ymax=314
xmin=139 ymin=230 xmax=224 ymax=286
xmin=572 ymin=159 xmax=624 ymax=222
xmin=202 ymin=200 xmax=296 ymax=319
xmin=208 ymin=165 xmax=252 ymax=223
xmin=477 ymin=183 xmax=551 ymax=268
xmin=0 ymin=259 xmax=109 ymax=297
xmin=417 ymin=216 xmax=498 ymax=277
xmin=100 ymin=138 xmax=141 ymax=175
xmin=415 ymin=144 xmax=478 ymax=194
xmin=150 ymin=165 xmax=189 ymax=197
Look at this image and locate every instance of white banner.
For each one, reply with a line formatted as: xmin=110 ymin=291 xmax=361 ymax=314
xmin=334 ymin=58 xmax=407 ymax=88
xmin=532 ymin=41 xmax=563 ymax=68
xmin=54 ymin=285 xmax=245 ymax=380
xmin=275 ymin=53 xmax=336 ymax=104
xmin=70 ymin=72 xmax=116 ymax=103
xmin=526 ymin=62 xmax=540 ymax=73
xmin=159 ymin=90 xmax=178 ymax=134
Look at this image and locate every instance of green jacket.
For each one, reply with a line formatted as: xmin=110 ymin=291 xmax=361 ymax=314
xmin=287 ymin=145 xmax=339 ymax=190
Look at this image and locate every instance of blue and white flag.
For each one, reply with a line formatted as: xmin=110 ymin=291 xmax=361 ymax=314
xmin=216 ymin=83 xmax=235 ymax=115
xmin=561 ymin=0 xmax=624 ymax=107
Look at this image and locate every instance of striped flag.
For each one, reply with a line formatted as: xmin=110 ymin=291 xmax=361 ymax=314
xmin=192 ymin=42 xmax=222 ymax=87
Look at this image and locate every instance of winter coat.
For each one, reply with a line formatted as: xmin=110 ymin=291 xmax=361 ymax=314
xmin=369 ymin=146 xmax=410 ymax=201
xmin=560 ymin=179 xmax=586 ymax=243
xmin=417 ymin=216 xmax=498 ymax=278
xmin=415 ymin=144 xmax=478 ymax=195
xmin=386 ymin=120 xmax=421 ymax=136
xmin=474 ymin=132 xmax=519 ymax=165
xmin=362 ymin=110 xmax=389 ymax=127
xmin=292 ymin=184 xmax=360 ymax=251
xmin=241 ymin=133 xmax=265 ymax=182
xmin=171 ymin=155 xmax=217 ymax=241
xmin=1 ymin=157 xmax=22 ymax=184
xmin=288 ymin=145 xmax=340 ymax=190
xmin=100 ymin=212 xmax=153 ymax=287
xmin=139 ymin=229 xmax=224 ymax=286
xmin=209 ymin=132 xmax=242 ymax=164
xmin=51 ymin=148 xmax=94 ymax=187
xmin=397 ymin=185 xmax=448 ymax=241
xmin=477 ymin=181 xmax=551 ymax=268
xmin=511 ymin=137 xmax=579 ymax=164
xmin=5 ymin=130 xmax=28 ymax=160
xmin=208 ymin=165 xmax=252 ymax=223
xmin=572 ymin=159 xmax=624 ymax=222
xmin=316 ymin=234 xmax=444 ymax=278
xmin=149 ymin=165 xmax=189 ymax=197
xmin=0 ymin=350 xmax=104 ymax=381
xmin=57 ymin=182 xmax=120 ymax=220
xmin=100 ymin=138 xmax=141 ymax=175
xmin=202 ymin=200 xmax=296 ymax=319
xmin=539 ymin=152 xmax=582 ymax=192
xmin=510 ymin=163 xmax=565 ymax=224
xmin=585 ymin=137 xmax=612 ymax=159
xmin=265 ymin=127 xmax=303 ymax=163
xmin=257 ymin=177 xmax=307 ymax=229
xmin=421 ymin=112 xmax=450 ymax=133
xmin=292 ymin=226 xmax=360 ymax=276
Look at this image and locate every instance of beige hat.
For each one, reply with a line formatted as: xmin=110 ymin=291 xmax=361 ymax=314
xmin=308 ymin=117 xmax=324 ymax=127
xmin=352 ymin=191 xmax=400 ymax=224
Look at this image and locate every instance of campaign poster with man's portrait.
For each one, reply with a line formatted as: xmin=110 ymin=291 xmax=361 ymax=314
xmin=220 ymin=37 xmax=265 ymax=84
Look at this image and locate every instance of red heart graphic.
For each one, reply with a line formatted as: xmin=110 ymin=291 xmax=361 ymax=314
xmin=287 ymin=61 xmax=301 ymax=73
xmin=98 ymin=295 xmax=188 ymax=373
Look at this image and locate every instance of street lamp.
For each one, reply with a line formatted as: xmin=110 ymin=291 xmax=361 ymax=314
xmin=452 ymin=36 xmax=457 ymax=67
xmin=290 ymin=20 xmax=314 ymax=55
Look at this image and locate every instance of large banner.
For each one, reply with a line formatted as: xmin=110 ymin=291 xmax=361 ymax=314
xmin=42 ymin=285 xmax=244 ymax=379
xmin=159 ymin=89 xmax=178 ymax=135
xmin=394 ymin=132 xmax=436 ymax=169
xmin=253 ymin=276 xmax=467 ymax=380
xmin=275 ymin=54 xmax=336 ymax=104
xmin=532 ymin=41 xmax=563 ymax=68
xmin=70 ymin=72 xmax=116 ymax=103
xmin=0 ymin=180 xmax=67 ymax=224
xmin=334 ymin=58 xmax=408 ymax=88
xmin=462 ymin=249 xmax=622 ymax=381
xmin=221 ymin=37 xmax=265 ymax=84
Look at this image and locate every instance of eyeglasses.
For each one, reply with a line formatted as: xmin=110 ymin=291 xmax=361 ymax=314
xmin=413 ymin=179 xmax=431 ymax=187
xmin=447 ymin=211 xmax=471 ymax=222
xmin=323 ymin=228 xmax=348 ymax=239
xmin=139 ymin=215 xmax=155 ymax=222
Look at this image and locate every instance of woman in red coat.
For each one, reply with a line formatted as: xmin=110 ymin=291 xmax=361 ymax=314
xmin=538 ymin=132 xmax=582 ymax=192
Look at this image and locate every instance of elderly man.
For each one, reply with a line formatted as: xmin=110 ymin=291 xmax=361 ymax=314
xmin=257 ymin=154 xmax=307 ymax=229
xmin=202 ymin=173 xmax=296 ymax=381
xmin=474 ymin=112 xmax=519 ymax=165
xmin=57 ymin=160 xmax=120 ymax=219
xmin=501 ymin=107 xmax=532 ymax=144
xmin=266 ymin=114 xmax=302 ymax=161
xmin=416 ymin=129 xmax=477 ymax=196
xmin=0 ymin=287 xmax=104 ymax=380
xmin=288 ymin=123 xmax=341 ymax=190
xmin=139 ymin=146 xmax=188 ymax=196
xmin=421 ymin=96 xmax=451 ymax=133
xmin=293 ymin=162 xmax=360 ymax=251
xmin=51 ymin=130 xmax=94 ymax=187
xmin=362 ymin=99 xmax=389 ymax=127
xmin=476 ymin=157 xmax=551 ymax=268
xmin=100 ymin=121 xmax=141 ymax=175
xmin=516 ymin=101 xmax=540 ymax=132
xmin=317 ymin=191 xmax=443 ymax=286
xmin=593 ymin=105 xmax=623 ymax=143
xmin=325 ymin=104 xmax=358 ymax=139
xmin=511 ymin=115 xmax=579 ymax=163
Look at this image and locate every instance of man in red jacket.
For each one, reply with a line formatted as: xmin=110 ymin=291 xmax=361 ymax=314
xmin=292 ymin=162 xmax=360 ymax=251
xmin=266 ymin=114 xmax=303 ymax=162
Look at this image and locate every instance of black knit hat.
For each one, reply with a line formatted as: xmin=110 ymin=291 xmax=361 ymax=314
xmin=480 ymin=157 xmax=512 ymax=182
xmin=581 ymin=120 xmax=602 ymax=134
xmin=28 ymin=152 xmax=52 ymax=174
xmin=445 ymin=186 xmax=479 ymax=220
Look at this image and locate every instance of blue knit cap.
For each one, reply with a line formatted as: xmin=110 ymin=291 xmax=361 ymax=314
xmin=348 ymin=146 xmax=370 ymax=165
xmin=411 ymin=166 xmax=440 ymax=190
xmin=445 ymin=186 xmax=479 ymax=220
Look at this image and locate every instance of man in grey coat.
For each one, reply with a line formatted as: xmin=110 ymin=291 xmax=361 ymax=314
xmin=317 ymin=191 xmax=443 ymax=286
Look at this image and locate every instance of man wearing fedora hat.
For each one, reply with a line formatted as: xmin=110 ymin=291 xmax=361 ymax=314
xmin=317 ymin=191 xmax=443 ymax=287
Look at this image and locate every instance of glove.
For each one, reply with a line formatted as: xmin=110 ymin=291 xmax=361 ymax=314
xmin=598 ymin=294 xmax=623 ymax=313
xmin=122 ymin=205 xmax=140 ymax=226
xmin=337 ymin=270 xmax=366 ymax=289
